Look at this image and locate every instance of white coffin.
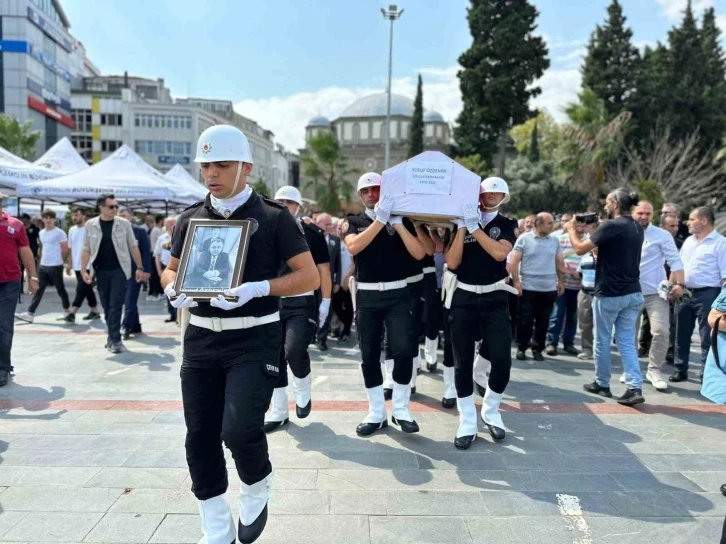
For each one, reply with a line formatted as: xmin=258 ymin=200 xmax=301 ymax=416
xmin=381 ymin=151 xmax=481 ymax=222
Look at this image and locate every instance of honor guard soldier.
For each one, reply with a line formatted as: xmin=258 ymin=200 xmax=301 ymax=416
xmin=161 ymin=125 xmax=319 ymax=544
xmin=263 ymin=185 xmax=332 ymax=432
xmin=443 ymin=177 xmax=518 ymax=450
xmin=344 ymin=172 xmax=426 ymax=436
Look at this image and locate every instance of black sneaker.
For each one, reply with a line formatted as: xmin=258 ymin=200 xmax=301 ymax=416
xmin=532 ymin=351 xmax=545 ymax=362
xmin=515 ymin=350 xmax=527 ymax=361
xmin=637 ymin=346 xmax=648 ymax=358
xmin=316 ymin=340 xmax=328 ymax=352
xmin=0 ymin=370 xmax=9 ymax=387
xmin=63 ymin=312 xmax=76 ymax=323
xmin=583 ymin=381 xmax=613 ymax=398
xmin=563 ymin=345 xmax=579 ymax=356
xmin=617 ymin=388 xmax=645 ymax=406
xmin=545 ymin=345 xmax=557 ymax=356
xmin=83 ymin=311 xmax=101 ymax=321
xmin=338 ymin=334 xmax=349 ymax=343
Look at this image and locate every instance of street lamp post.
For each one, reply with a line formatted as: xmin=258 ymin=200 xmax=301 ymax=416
xmin=381 ymin=4 xmax=403 ymax=170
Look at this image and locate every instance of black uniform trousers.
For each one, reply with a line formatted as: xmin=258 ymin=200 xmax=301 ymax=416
xmin=332 ymin=289 xmax=354 ymax=336
xmin=442 ymin=307 xmax=454 ymax=368
xmin=276 ymin=295 xmax=317 ymax=387
xmin=181 ymin=321 xmax=281 ymax=499
xmin=357 ymin=287 xmax=415 ymax=388
xmin=449 ymin=289 xmax=512 ymax=396
xmin=384 ymin=280 xmax=424 ymax=361
xmin=421 ymin=273 xmax=442 ymax=341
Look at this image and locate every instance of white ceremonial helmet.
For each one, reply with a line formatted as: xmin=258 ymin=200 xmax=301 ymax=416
xmin=357 ymin=172 xmax=382 ymax=192
xmin=480 ymin=176 xmax=510 ymax=204
xmin=194 ymin=125 xmax=254 ymax=164
xmin=274 ymin=185 xmax=303 ymax=206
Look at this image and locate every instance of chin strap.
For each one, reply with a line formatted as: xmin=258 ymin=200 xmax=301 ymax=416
xmin=219 ymin=162 xmax=243 ymax=200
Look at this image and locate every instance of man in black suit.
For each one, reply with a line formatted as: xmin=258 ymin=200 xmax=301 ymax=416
xmin=314 ymin=213 xmax=341 ymax=349
xmin=184 ymin=238 xmax=232 ymax=290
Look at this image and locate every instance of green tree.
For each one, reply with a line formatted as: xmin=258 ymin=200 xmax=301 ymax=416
xmin=454 ymin=0 xmax=549 ymax=164
xmin=581 ymin=0 xmax=641 ymax=119
xmin=630 ymin=43 xmax=669 ymax=147
xmin=456 ymin=154 xmax=489 ymax=177
xmin=697 ymin=7 xmax=726 ymax=154
xmin=408 ymin=74 xmax=424 ymax=158
xmin=528 ymin=120 xmax=540 ymax=163
xmin=251 ymin=179 xmax=270 ymax=197
xmin=301 ymin=132 xmax=358 ymax=214
xmin=506 ymin=156 xmax=588 ymax=214
xmin=509 ymin=110 xmax=563 ymax=162
xmin=561 ymin=88 xmax=630 ymax=209
xmin=0 ymin=115 xmax=41 ymax=160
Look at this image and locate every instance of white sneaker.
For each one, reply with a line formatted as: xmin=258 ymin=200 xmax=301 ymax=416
xmin=646 ymin=370 xmax=668 ymax=391
xmin=577 ymin=351 xmax=592 ymax=360
xmin=619 ymin=373 xmax=626 ymax=384
xmin=15 ymin=312 xmax=33 ymax=323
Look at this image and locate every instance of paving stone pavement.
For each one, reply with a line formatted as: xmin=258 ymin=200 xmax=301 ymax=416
xmin=1 ymin=290 xmax=725 ymax=543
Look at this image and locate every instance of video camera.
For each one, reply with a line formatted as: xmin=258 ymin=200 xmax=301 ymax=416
xmin=575 ymin=213 xmax=599 ymax=225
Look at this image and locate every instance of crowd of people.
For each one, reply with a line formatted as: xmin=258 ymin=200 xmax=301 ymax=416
xmin=1 ymin=122 xmax=725 ymax=543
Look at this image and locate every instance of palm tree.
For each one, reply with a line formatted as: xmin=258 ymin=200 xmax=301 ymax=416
xmin=561 ymin=88 xmax=630 ymax=209
xmin=0 ymin=115 xmax=41 ymax=160
xmin=301 ymin=132 xmax=359 ymax=214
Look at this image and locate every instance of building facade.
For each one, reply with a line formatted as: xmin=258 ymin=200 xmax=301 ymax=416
xmin=303 ymin=92 xmax=451 ymax=196
xmin=71 ymin=76 xmax=278 ymax=185
xmin=0 ymin=0 xmax=82 ymax=157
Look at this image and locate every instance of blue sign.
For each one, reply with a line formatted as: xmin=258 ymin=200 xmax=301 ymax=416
xmin=27 ymin=44 xmax=72 ymax=82
xmin=27 ymin=78 xmax=71 ymax=112
xmin=0 ymin=40 xmax=30 ymax=53
xmin=27 ymin=7 xmax=73 ymax=52
xmin=158 ymin=156 xmax=190 ymax=165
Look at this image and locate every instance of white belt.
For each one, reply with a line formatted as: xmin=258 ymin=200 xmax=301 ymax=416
xmin=189 ymin=311 xmax=280 ymax=332
xmin=406 ymin=273 xmax=424 ymax=284
xmin=422 ymin=267 xmax=436 ymax=275
xmin=357 ymin=280 xmax=408 ymax=291
xmin=282 ymin=291 xmax=315 ymax=298
xmin=457 ymin=280 xmax=518 ymax=296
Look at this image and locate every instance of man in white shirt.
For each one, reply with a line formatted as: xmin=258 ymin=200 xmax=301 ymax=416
xmin=15 ymin=209 xmax=70 ymax=323
xmin=671 ymin=207 xmax=726 ymax=383
xmin=155 ymin=216 xmax=176 ymax=322
xmin=629 ymin=202 xmax=684 ymax=391
xmin=64 ymin=207 xmax=100 ymax=322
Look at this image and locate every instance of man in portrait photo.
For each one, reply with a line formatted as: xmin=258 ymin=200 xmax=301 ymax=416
xmin=184 ymin=237 xmax=232 ymax=290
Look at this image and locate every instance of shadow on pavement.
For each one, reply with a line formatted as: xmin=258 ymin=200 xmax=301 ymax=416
xmin=0 ymin=383 xmax=67 ymax=420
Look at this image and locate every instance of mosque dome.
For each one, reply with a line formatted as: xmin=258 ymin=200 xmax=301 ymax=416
xmin=338 ymin=93 xmax=415 ymax=119
xmin=424 ymin=111 xmax=445 ymax=122
xmin=307 ymin=116 xmax=331 ymax=127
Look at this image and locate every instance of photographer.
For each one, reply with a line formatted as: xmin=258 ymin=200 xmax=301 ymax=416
xmin=566 ymin=189 xmax=645 ymax=406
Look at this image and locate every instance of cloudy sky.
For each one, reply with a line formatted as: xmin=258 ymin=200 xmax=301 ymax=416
xmin=65 ymin=0 xmax=726 ymax=151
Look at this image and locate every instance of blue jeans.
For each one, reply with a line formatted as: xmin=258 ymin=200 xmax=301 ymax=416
xmin=593 ymin=292 xmax=644 ymax=389
xmin=547 ymin=288 xmax=579 ymax=347
xmin=96 ymin=268 xmax=128 ymax=345
xmin=122 ymin=276 xmax=142 ymax=333
xmin=0 ymin=280 xmax=22 ymax=372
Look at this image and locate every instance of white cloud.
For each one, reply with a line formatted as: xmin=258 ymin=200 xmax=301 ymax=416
xmin=235 ymin=65 xmax=581 ymax=150
xmin=717 ymin=14 xmax=726 ymax=33
xmin=554 ymin=48 xmax=586 ymax=66
xmin=655 ymin=0 xmax=713 ymax=21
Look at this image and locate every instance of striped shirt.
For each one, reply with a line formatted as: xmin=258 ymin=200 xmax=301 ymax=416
xmin=557 ymin=231 xmax=582 ymax=290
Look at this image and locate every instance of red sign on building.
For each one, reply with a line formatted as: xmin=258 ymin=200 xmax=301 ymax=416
xmin=27 ymin=96 xmax=74 ymax=128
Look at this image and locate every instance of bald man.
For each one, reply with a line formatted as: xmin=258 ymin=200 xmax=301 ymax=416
xmin=509 ymin=212 xmax=566 ymax=361
xmin=314 ymin=213 xmax=341 ymax=348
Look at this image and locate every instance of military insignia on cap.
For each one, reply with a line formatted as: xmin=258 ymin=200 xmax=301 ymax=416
xmin=489 ymin=227 xmax=501 ymax=240
xmin=249 ymin=218 xmax=259 ymax=235
xmin=201 ymin=143 xmax=212 ymax=154
xmin=341 ymin=220 xmax=349 ymax=233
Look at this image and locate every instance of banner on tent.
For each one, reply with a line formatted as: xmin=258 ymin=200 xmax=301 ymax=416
xmin=0 ymin=166 xmax=56 ymax=182
xmin=27 ymin=186 xmax=170 ymax=198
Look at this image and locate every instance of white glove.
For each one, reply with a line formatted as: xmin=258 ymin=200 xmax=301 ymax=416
xmin=453 ymin=218 xmax=465 ymax=229
xmin=319 ymin=298 xmax=331 ymax=327
xmin=374 ymin=194 xmax=394 ymax=225
xmin=389 ymin=216 xmax=403 ymax=225
xmin=164 ymin=284 xmax=198 ymax=309
xmin=209 ymin=280 xmax=270 ymax=311
xmin=463 ymin=203 xmax=481 ymax=234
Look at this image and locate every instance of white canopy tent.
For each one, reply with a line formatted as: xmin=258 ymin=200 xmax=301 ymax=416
xmin=33 ymin=137 xmax=90 ymax=175
xmin=165 ymin=163 xmax=208 ymax=202
xmin=0 ymin=146 xmax=58 ymax=191
xmin=17 ymin=145 xmax=180 ymax=207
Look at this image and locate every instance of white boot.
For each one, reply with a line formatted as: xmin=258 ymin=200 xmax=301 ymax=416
xmin=442 ymin=366 xmax=457 ymax=404
xmin=473 ymin=354 xmax=491 ymax=395
xmin=237 ymin=475 xmax=271 ymax=543
xmin=481 ymin=389 xmax=507 ymax=439
xmin=356 ymin=385 xmax=388 ymax=436
xmin=383 ymin=359 xmax=394 ymax=390
xmin=292 ymin=374 xmax=311 ymax=409
xmin=391 ymin=382 xmax=419 ymax=432
xmin=456 ymin=395 xmax=478 ymax=438
xmin=424 ymin=336 xmax=438 ymax=366
xmin=264 ymin=387 xmax=289 ymax=424
xmin=197 ymin=494 xmax=236 ymax=544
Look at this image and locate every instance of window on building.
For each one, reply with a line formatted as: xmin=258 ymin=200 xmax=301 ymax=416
xmin=101 ymin=140 xmax=122 ymax=152
xmin=101 ymin=114 xmax=122 ymax=126
xmin=154 ymin=115 xmax=160 ymax=128
xmin=352 ymin=123 xmax=361 ymax=141
xmin=71 ymin=135 xmax=92 ymax=163
xmin=71 ymin=110 xmax=92 ymax=132
xmin=134 ymin=140 xmax=192 ymax=156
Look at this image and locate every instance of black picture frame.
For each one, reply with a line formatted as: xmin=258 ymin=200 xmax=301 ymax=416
xmin=173 ymin=218 xmax=252 ymax=300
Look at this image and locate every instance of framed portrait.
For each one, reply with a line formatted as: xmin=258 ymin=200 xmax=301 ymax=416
xmin=173 ymin=219 xmax=252 ymax=300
